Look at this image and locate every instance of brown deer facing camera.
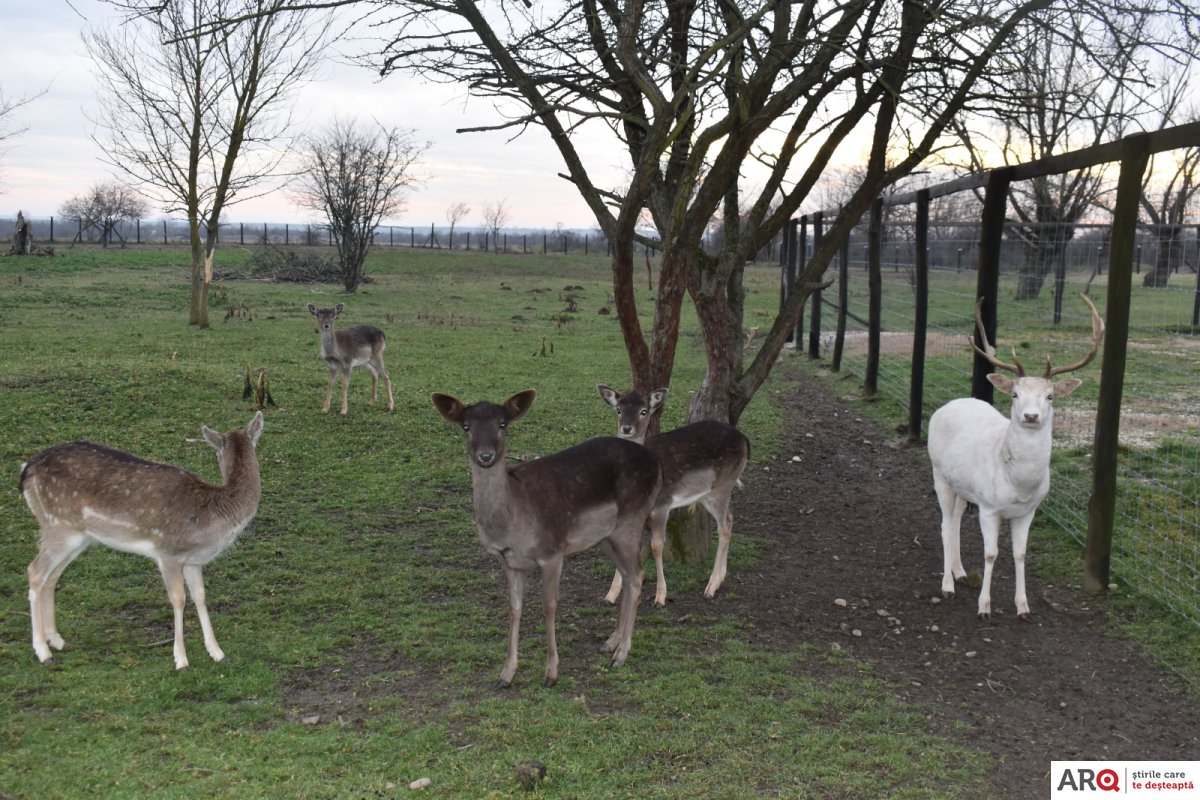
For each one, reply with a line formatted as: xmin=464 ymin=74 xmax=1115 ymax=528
xmin=308 ymin=303 xmax=394 ymax=415
xmin=433 ymin=389 xmax=662 ymax=688
xmin=597 ymin=385 xmax=750 ymax=607
xmin=21 ymin=412 xmax=264 ymax=669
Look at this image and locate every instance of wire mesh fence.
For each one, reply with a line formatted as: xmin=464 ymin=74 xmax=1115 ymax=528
xmin=794 ymin=195 xmax=1200 ymax=626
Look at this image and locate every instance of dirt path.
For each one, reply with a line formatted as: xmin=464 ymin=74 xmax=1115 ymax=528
xmin=721 ymin=368 xmax=1199 ymax=796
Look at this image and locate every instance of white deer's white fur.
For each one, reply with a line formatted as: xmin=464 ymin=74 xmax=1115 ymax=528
xmin=928 ymin=372 xmax=1081 ymax=620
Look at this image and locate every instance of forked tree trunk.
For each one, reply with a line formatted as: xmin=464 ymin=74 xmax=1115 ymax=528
xmin=188 ymin=219 xmax=211 ymax=328
xmin=664 ymin=257 xmax=746 ymax=564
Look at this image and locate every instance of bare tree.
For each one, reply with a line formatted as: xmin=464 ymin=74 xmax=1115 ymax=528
xmin=295 ymin=118 xmax=427 ymax=292
xmin=366 ymin=1 xmax=1192 ymax=426
xmin=59 ymin=182 xmax=149 ymax=248
xmin=950 ymin=11 xmax=1162 ymax=300
xmin=1139 ymin=67 xmax=1200 ymax=287
xmin=445 ymin=200 xmax=470 ymax=248
xmin=481 ymin=199 xmax=510 ymax=248
xmin=85 ymin=0 xmax=329 ymax=326
xmin=0 ymin=86 xmax=46 ymax=191
xmin=361 ymin=0 xmax=1195 ymax=558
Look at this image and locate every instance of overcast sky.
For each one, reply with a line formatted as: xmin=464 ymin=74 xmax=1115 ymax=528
xmin=0 ymin=1 xmax=615 ymax=230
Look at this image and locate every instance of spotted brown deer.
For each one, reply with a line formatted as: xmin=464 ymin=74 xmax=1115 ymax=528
xmin=596 ymin=385 xmax=750 ymax=606
xmin=929 ymin=294 xmax=1103 ymax=620
xmin=433 ymin=389 xmax=661 ymax=688
xmin=21 ymin=412 xmax=264 ymax=669
xmin=307 ymin=303 xmax=394 ymax=415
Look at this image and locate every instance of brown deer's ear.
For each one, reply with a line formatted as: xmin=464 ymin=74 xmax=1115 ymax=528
xmin=307 ymin=303 xmax=318 ymax=315
xmin=504 ymin=389 xmax=537 ymax=422
xmin=246 ymin=411 xmax=264 ymax=446
xmin=649 ymin=389 xmax=668 ymax=412
xmin=597 ymin=384 xmax=619 ymax=408
xmin=202 ymin=425 xmax=225 ymax=450
xmin=431 ymin=393 xmax=466 ymax=424
xmin=334 ymin=303 xmax=345 ymax=315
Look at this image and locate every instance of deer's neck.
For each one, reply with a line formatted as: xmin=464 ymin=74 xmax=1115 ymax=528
xmin=210 ymin=448 xmax=262 ymax=522
xmin=318 ymin=328 xmax=340 ymax=360
xmin=469 ymin=461 xmax=516 ymax=546
xmin=999 ymin=420 xmax=1053 ymax=488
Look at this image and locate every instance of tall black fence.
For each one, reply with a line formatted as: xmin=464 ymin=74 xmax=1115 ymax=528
xmin=779 ymin=123 xmax=1200 ymax=627
xmin=1 ymin=217 xmax=779 ymax=262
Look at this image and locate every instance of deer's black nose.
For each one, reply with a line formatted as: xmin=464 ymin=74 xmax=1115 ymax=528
xmin=476 ymin=450 xmax=498 ymax=467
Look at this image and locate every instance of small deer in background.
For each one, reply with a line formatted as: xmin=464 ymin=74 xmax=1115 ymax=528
xmin=433 ymin=389 xmax=661 ymax=688
xmin=307 ymin=303 xmax=394 ymax=415
xmin=21 ymin=412 xmax=265 ymax=669
xmin=597 ymin=385 xmax=750 ymax=607
xmin=929 ymin=294 xmax=1103 ymax=620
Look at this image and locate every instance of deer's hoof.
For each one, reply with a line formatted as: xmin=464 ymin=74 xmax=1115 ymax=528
xmin=977 ymin=612 xmax=991 ymax=622
xmin=491 ymin=679 xmax=513 ymax=691
xmin=942 ymin=589 xmax=955 ymax=600
xmin=541 ymin=676 xmax=557 ymax=689
xmin=1018 ymin=612 xmax=1033 ymax=622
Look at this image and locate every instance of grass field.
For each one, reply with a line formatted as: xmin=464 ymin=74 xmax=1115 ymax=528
xmin=0 ymin=245 xmax=1005 ymax=799
xmin=6 ymin=242 xmax=1200 ymax=797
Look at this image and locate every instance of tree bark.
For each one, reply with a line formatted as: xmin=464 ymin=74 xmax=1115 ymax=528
xmin=1143 ymin=226 xmax=1180 ymax=287
xmin=9 ymin=212 xmax=33 ymax=255
xmin=188 ymin=218 xmax=210 ymax=328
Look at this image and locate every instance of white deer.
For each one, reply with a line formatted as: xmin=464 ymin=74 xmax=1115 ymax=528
xmin=596 ymin=385 xmax=750 ymax=606
xmin=308 ymin=303 xmax=394 ymax=415
xmin=21 ymin=412 xmax=264 ymax=669
xmin=433 ymin=389 xmax=661 ymax=688
xmin=929 ymin=294 xmax=1103 ymax=620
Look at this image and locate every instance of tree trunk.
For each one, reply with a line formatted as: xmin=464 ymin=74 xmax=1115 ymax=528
xmin=688 ymin=259 xmax=746 ymax=426
xmin=1014 ymin=257 xmax=1048 ymax=299
xmin=1143 ymin=226 xmax=1179 ymax=287
xmin=666 ymin=256 xmax=746 ymax=564
xmin=8 ymin=212 xmax=33 ymax=255
xmin=188 ymin=218 xmax=210 ymax=328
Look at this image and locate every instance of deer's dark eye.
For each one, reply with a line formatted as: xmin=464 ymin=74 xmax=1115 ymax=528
xmin=1047 ymin=395 xmax=1054 ymax=402
xmin=462 ymin=424 xmax=470 ymax=431
xmin=640 ymin=409 xmax=648 ymax=416
xmin=499 ymin=422 xmax=506 ymax=429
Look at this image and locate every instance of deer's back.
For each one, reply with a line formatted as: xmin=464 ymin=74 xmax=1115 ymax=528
xmin=511 ymin=437 xmax=659 ymax=508
xmin=647 ymin=421 xmax=749 ymax=488
xmin=20 ymin=441 xmax=259 ymax=562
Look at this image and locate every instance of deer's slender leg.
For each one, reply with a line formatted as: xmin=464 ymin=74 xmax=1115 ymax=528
xmin=322 ymin=367 xmax=337 ymax=413
xmin=339 ymin=369 xmax=351 ymax=415
xmin=157 ymin=558 xmax=190 ymax=670
xmin=540 ymin=555 xmax=563 ymax=687
xmin=28 ymin=531 xmax=89 ymax=663
xmin=647 ymin=506 xmax=669 ymax=607
xmin=184 ymin=564 xmax=224 ymax=662
xmin=703 ymin=495 xmax=733 ymax=599
xmin=496 ymin=567 xmax=526 ymax=688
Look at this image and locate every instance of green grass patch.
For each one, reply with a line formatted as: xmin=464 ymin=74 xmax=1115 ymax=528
xmin=0 ymin=244 xmax=989 ymax=798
